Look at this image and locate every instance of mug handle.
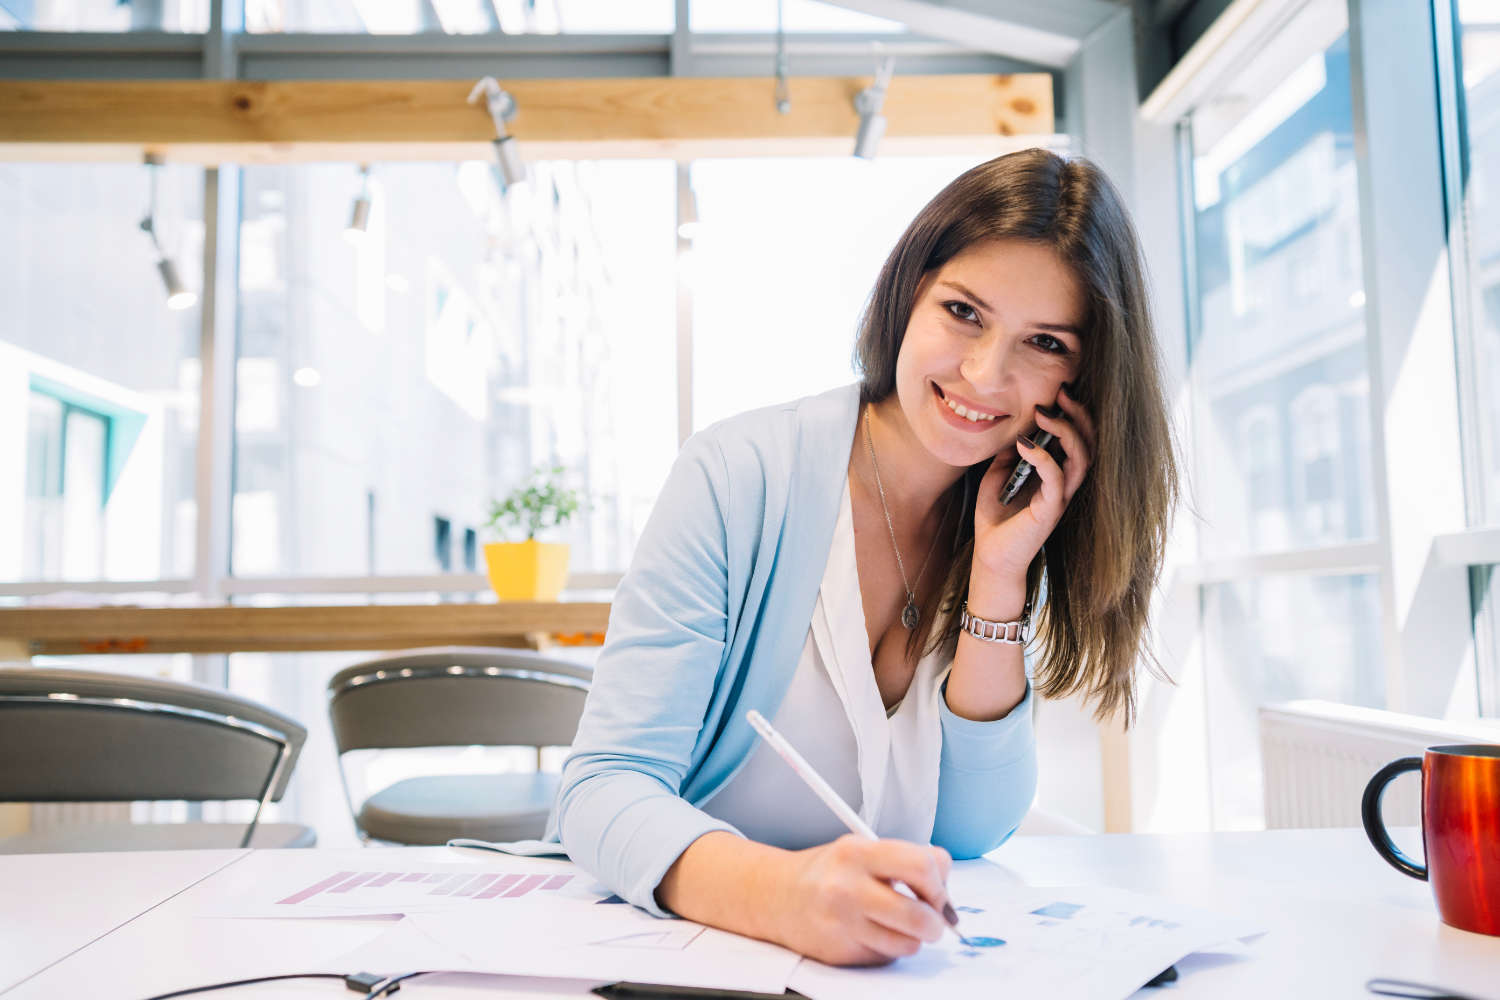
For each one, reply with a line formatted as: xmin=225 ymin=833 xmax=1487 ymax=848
xmin=1361 ymin=757 xmax=1426 ymax=881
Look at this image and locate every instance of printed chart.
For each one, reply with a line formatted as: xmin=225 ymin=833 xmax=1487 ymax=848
xmin=275 ymin=870 xmax=573 ymax=907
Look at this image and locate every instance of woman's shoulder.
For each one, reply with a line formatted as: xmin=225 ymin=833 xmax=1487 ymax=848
xmin=688 ymin=383 xmax=861 ymax=472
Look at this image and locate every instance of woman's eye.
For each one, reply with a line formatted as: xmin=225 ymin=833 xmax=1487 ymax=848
xmin=943 ymin=300 xmax=980 ymax=324
xmin=1032 ymin=334 xmax=1069 ymax=355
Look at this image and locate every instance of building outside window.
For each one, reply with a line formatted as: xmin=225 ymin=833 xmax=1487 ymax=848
xmin=0 ymin=161 xmax=203 ymax=585
xmin=1184 ymin=1 xmax=1384 ymax=827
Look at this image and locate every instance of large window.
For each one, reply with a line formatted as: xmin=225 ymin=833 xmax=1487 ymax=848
xmin=1183 ymin=1 xmax=1386 ymax=827
xmin=1188 ymin=12 xmax=1374 ymax=559
xmin=1202 ymin=573 xmax=1383 ymax=829
xmin=1455 ymin=1 xmax=1500 ymax=526
xmin=0 ymin=0 xmax=208 ymax=30
xmin=245 ymin=0 xmax=672 ymax=34
xmin=233 ymin=160 xmax=677 ymax=578
xmin=688 ymin=0 xmax=902 ymax=33
xmin=0 ymin=162 xmax=203 ymax=584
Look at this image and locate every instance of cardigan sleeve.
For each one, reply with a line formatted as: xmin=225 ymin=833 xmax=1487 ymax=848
xmin=930 ymin=679 xmax=1037 ymax=859
xmin=552 ymin=432 xmax=743 ymax=917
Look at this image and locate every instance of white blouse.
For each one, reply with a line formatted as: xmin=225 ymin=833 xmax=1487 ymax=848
xmin=701 ymin=478 xmax=951 ymax=849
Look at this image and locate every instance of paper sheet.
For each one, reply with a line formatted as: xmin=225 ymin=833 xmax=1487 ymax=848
xmin=212 ymin=856 xmax=597 ymax=918
xmin=330 ymin=917 xmax=614 ymax=999
xmin=789 ymin=862 xmax=1265 ymax=1000
xmin=213 ymin=851 xmax=798 ymax=994
xmin=406 ymin=897 xmax=802 ymax=993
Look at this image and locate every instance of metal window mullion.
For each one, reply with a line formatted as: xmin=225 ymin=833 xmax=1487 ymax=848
xmin=1432 ymin=0 xmax=1499 ymax=715
xmin=204 ymin=0 xmax=244 ymax=79
xmin=670 ymin=0 xmax=692 ymax=76
xmin=1347 ymin=0 xmax=1471 ymax=717
xmin=192 ymin=166 xmax=240 ymax=697
xmin=676 ymin=162 xmax=694 ymax=447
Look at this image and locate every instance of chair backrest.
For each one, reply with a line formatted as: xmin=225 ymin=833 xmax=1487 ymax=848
xmin=326 ymin=646 xmax=592 ymax=754
xmin=0 ymin=666 xmax=306 ymax=804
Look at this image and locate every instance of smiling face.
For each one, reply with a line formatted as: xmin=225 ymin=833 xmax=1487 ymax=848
xmin=892 ymin=238 xmax=1087 ymax=469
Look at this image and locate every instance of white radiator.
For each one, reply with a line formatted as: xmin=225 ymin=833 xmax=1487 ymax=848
xmin=29 ymin=802 xmax=195 ymax=828
xmin=30 ymin=803 xmax=132 ymax=827
xmin=1258 ymin=700 xmax=1500 ymax=829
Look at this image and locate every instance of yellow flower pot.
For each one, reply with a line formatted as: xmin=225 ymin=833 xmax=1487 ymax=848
xmin=483 ymin=540 xmax=571 ymax=601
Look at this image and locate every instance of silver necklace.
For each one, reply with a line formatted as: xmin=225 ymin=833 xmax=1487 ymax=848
xmin=863 ymin=407 xmax=943 ymax=631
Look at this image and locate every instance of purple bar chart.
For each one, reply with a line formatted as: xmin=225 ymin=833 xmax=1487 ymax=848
xmin=276 ymin=870 xmax=573 ymax=906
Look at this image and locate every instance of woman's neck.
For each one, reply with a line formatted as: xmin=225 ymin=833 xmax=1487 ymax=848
xmin=856 ymin=396 xmax=967 ymax=523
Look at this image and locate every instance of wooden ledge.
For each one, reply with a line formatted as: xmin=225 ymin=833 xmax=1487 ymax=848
xmin=0 ymin=74 xmax=1053 ymax=162
xmin=0 ymin=602 xmax=611 ymax=657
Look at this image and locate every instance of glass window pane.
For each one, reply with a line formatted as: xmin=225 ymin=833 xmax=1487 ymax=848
xmin=1202 ymin=572 xmax=1384 ymax=829
xmin=247 ymin=0 xmax=671 ymax=34
xmin=689 ymin=152 xmax=1027 ymax=431
xmin=0 ymin=162 xmax=203 ymax=584
xmin=1473 ymin=564 xmax=1499 ymax=717
xmin=1457 ymin=2 xmax=1500 ymax=525
xmin=234 ymin=160 xmax=675 ymax=578
xmin=1187 ymin=1 xmax=1377 ymax=557
xmin=690 ymin=0 xmax=903 ymax=33
xmin=0 ymin=0 xmax=208 ymax=31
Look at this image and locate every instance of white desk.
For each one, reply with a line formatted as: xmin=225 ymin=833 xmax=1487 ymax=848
xmin=3 ymin=830 xmax=1497 ymax=1000
xmin=0 ymin=849 xmax=246 ymax=995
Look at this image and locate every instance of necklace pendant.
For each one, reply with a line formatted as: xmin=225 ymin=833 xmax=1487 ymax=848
xmin=901 ymin=600 xmax=920 ymax=631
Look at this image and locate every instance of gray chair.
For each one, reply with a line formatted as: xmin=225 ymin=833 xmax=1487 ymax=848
xmin=327 ymin=646 xmax=591 ymax=845
xmin=0 ymin=666 xmax=315 ymax=853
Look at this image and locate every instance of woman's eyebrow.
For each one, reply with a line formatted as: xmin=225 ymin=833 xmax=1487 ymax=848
xmin=938 ymin=279 xmax=992 ymax=312
xmin=938 ymin=279 xmax=1083 ymax=336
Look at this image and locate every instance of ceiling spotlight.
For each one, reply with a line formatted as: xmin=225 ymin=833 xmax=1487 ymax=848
xmin=853 ymin=55 xmax=895 ymax=160
xmin=774 ymin=0 xmax=791 ymax=114
xmin=468 ymin=76 xmax=526 ymax=191
xmin=678 ymin=185 xmax=701 ymax=241
xmin=155 ymin=255 xmax=196 ymax=311
xmin=345 ymin=164 xmax=372 ymax=243
xmin=140 ymin=154 xmax=197 ymax=311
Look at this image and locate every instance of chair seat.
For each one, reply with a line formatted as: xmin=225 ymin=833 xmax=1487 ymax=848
xmin=0 ymin=821 xmax=316 ymax=854
xmin=357 ymin=772 xmax=560 ymax=845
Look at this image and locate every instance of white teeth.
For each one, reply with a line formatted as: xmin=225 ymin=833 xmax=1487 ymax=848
xmin=942 ymin=395 xmax=997 ymax=422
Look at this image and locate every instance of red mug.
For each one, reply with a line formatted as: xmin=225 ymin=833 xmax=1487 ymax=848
xmin=1362 ymin=744 xmax=1500 ymax=936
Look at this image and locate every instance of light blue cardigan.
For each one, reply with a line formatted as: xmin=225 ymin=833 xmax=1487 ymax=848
xmin=548 ymin=383 xmax=1037 ymax=915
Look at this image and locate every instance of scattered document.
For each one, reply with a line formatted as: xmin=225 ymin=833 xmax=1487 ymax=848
xmin=213 ymin=855 xmax=594 ymax=918
xmin=789 ymin=861 xmax=1265 ymax=1000
xmin=207 ymin=851 xmax=801 ymax=994
xmin=407 ymin=897 xmax=801 ymax=993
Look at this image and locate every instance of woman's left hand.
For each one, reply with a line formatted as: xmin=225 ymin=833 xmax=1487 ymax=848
xmin=971 ymin=384 xmax=1095 ymax=589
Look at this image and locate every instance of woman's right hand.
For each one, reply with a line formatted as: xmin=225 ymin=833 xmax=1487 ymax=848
xmin=770 ymin=834 xmax=954 ymax=966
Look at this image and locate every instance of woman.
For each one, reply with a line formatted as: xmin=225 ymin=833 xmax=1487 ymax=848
xmin=549 ymin=147 xmax=1178 ymax=966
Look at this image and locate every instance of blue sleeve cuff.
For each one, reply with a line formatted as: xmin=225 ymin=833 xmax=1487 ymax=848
xmin=938 ymin=677 xmax=1035 ymax=772
xmin=622 ymin=801 xmax=743 ymax=918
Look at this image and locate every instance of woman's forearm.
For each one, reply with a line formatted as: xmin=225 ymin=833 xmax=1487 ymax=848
xmin=655 ymin=830 xmax=789 ymax=940
xmin=945 ymin=579 xmax=1029 ymax=721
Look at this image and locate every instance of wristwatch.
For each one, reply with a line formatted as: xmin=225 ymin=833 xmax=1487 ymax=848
xmin=958 ymin=600 xmax=1031 ymax=645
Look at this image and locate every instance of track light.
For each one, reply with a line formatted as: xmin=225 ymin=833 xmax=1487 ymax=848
xmin=467 ymin=76 xmax=526 ymax=191
xmin=345 ymin=164 xmax=372 ymax=243
xmin=774 ymin=0 xmax=791 ymax=114
xmin=140 ymin=154 xmax=197 ymax=311
xmin=678 ymin=185 xmax=701 ymax=241
xmin=853 ymin=55 xmax=895 ymax=160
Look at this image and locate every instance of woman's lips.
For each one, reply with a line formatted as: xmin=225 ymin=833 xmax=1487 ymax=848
xmin=932 ymin=382 xmax=1007 ymax=432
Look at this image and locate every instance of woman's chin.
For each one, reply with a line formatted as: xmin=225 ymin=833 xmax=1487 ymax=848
xmin=920 ymin=423 xmax=1002 ymax=468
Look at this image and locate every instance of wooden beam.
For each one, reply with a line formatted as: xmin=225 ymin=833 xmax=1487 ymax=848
xmin=0 ymin=74 xmax=1053 ymax=163
xmin=0 ymin=602 xmax=610 ymax=657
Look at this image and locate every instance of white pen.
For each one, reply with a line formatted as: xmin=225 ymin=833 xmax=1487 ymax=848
xmin=745 ymin=709 xmax=972 ymax=946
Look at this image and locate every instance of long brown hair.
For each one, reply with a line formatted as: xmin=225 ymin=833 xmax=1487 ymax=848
xmin=855 ymin=147 xmax=1178 ymax=726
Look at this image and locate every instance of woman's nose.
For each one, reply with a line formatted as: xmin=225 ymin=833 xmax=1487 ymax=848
xmin=959 ymin=339 xmax=1013 ymax=392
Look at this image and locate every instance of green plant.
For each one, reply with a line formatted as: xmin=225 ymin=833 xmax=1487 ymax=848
xmin=485 ymin=464 xmax=583 ymax=541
